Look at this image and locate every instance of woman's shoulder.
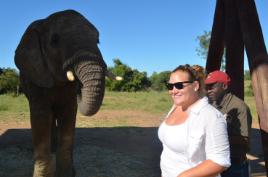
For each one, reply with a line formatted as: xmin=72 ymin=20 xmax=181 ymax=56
xmin=196 ymin=97 xmax=222 ymax=115
xmin=188 ymin=98 xmax=225 ymax=129
xmin=199 ymin=102 xmax=225 ymax=121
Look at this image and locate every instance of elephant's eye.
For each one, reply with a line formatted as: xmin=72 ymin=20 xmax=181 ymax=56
xmin=50 ymin=33 xmax=60 ymax=48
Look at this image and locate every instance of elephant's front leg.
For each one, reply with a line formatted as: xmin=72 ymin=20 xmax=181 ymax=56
xmin=30 ymin=105 xmax=54 ymax=177
xmin=55 ymin=100 xmax=77 ymax=177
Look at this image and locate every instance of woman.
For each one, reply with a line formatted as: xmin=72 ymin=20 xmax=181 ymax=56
xmin=158 ymin=64 xmax=230 ymax=177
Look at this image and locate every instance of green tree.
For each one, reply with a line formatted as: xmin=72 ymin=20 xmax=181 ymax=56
xmin=106 ymin=59 xmax=151 ymax=91
xmin=149 ymin=71 xmax=171 ymax=91
xmin=196 ymin=31 xmax=226 ymax=70
xmin=0 ymin=68 xmax=20 ymax=94
xmin=196 ymin=31 xmax=211 ymax=59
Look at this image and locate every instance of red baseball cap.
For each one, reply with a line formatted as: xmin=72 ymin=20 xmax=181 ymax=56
xmin=205 ymin=70 xmax=231 ymax=85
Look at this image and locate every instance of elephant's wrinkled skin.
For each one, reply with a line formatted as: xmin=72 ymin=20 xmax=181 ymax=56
xmin=15 ymin=10 xmax=107 ymax=177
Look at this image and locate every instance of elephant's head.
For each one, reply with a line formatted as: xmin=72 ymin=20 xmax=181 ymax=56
xmin=15 ymin=10 xmax=107 ymax=116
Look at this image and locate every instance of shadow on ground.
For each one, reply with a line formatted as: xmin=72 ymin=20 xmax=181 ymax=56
xmin=0 ymin=127 xmax=162 ymax=177
xmin=0 ymin=127 xmax=266 ymax=177
xmin=248 ymin=128 xmax=267 ymax=177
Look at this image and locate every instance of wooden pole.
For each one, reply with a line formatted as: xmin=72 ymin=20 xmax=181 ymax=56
xmin=224 ymin=0 xmax=244 ymax=100
xmin=206 ymin=0 xmax=225 ymax=73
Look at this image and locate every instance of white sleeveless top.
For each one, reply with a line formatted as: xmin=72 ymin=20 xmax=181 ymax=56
xmin=158 ymin=113 xmax=191 ymax=177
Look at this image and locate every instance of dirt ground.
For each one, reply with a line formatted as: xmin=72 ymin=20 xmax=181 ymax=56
xmin=0 ymin=111 xmax=266 ymax=177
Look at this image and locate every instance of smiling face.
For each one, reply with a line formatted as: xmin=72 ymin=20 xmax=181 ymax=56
xmin=168 ymin=70 xmax=199 ymax=109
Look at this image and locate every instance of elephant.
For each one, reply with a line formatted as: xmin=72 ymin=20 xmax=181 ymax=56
xmin=14 ymin=10 xmax=114 ymax=177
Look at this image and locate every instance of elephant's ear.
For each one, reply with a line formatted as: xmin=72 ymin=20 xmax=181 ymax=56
xmin=15 ymin=21 xmax=54 ymax=88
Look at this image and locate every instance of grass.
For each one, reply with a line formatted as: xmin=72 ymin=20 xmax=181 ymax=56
xmin=244 ymin=96 xmax=257 ymax=121
xmin=0 ymin=94 xmax=29 ymax=123
xmin=77 ymin=91 xmax=172 ymax=127
xmin=0 ymin=90 xmax=259 ymax=125
xmin=101 ymin=91 xmax=172 ymax=113
xmin=0 ymin=94 xmax=29 ymax=112
xmin=0 ymin=91 xmax=173 ymax=126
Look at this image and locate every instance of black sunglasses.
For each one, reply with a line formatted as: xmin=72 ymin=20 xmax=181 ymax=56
xmin=166 ymin=81 xmax=194 ymax=90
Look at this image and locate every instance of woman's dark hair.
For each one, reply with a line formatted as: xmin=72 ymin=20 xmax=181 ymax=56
xmin=172 ymin=64 xmax=207 ymax=97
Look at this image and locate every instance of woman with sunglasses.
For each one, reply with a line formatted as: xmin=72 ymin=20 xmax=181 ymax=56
xmin=158 ymin=64 xmax=230 ymax=177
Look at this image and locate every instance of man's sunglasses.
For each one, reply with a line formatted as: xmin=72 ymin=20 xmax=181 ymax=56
xmin=166 ymin=81 xmax=194 ymax=90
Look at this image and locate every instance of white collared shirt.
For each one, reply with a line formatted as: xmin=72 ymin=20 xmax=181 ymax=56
xmin=158 ymin=97 xmax=231 ymax=177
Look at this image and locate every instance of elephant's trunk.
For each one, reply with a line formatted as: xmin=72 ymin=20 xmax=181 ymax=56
xmin=74 ymin=60 xmax=105 ymax=116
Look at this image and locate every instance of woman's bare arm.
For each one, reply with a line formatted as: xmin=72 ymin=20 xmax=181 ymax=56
xmin=177 ymin=160 xmax=226 ymax=177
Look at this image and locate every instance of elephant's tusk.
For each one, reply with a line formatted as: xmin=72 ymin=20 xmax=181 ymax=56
xmin=66 ymin=70 xmax=75 ymax=81
xmin=106 ymin=70 xmax=123 ymax=81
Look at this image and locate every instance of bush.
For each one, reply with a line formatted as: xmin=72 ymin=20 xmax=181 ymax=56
xmin=149 ymin=71 xmax=171 ymax=91
xmin=106 ymin=59 xmax=151 ymax=91
xmin=0 ymin=68 xmax=20 ymax=95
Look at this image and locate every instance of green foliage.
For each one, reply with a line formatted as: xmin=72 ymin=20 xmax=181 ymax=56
xmin=244 ymin=73 xmax=253 ymax=96
xmin=0 ymin=68 xmax=20 ymax=95
xmin=106 ymin=59 xmax=151 ymax=91
xmin=196 ymin=31 xmax=211 ymax=59
xmin=105 ymin=58 xmax=173 ymax=92
xmin=244 ymin=80 xmax=254 ymax=97
xmin=149 ymin=71 xmax=171 ymax=91
xmin=196 ymin=31 xmax=226 ymax=70
xmin=244 ymin=70 xmax=251 ymax=80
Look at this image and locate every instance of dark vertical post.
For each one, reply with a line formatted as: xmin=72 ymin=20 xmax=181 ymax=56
xmin=206 ymin=0 xmax=225 ymax=73
xmin=224 ymin=0 xmax=244 ymax=99
xmin=236 ymin=0 xmax=267 ymax=61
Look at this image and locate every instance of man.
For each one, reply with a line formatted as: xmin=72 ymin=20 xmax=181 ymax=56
xmin=205 ymin=70 xmax=252 ymax=177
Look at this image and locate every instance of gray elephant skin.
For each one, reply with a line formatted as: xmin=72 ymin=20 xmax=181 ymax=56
xmin=15 ymin=10 xmax=107 ymax=177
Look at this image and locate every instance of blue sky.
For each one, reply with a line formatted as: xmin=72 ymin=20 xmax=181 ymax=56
xmin=0 ymin=0 xmax=267 ymax=76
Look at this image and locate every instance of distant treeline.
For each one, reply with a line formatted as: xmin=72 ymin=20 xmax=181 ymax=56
xmin=0 ymin=59 xmax=252 ymax=94
xmin=0 ymin=68 xmax=20 ymax=95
